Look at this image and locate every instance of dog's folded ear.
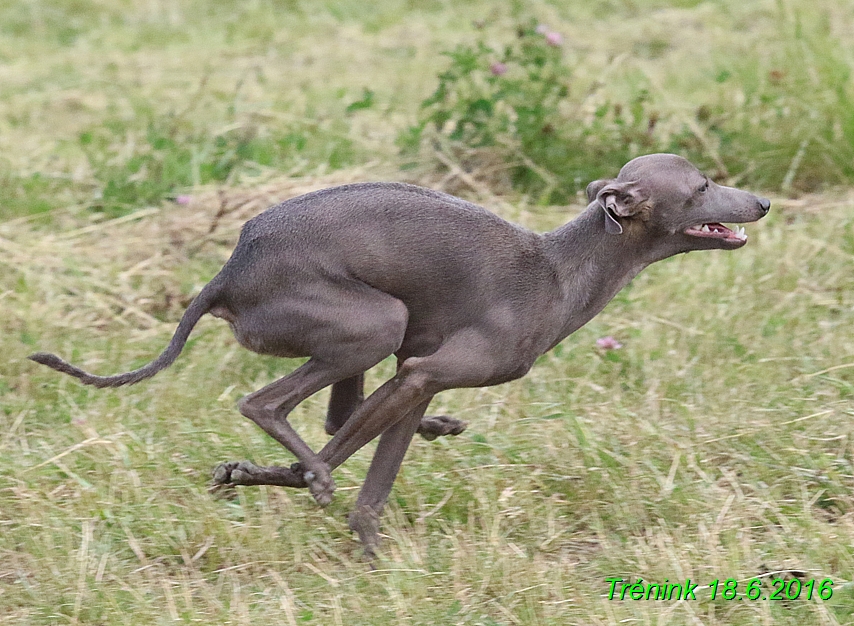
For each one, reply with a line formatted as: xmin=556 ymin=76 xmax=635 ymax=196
xmin=587 ymin=179 xmax=648 ymax=235
xmin=595 ymin=180 xmax=646 ymax=217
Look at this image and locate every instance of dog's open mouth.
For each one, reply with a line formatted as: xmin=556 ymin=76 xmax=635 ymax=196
xmin=684 ymin=223 xmax=747 ymax=243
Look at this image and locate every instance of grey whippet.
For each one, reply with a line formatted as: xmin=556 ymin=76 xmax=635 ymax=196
xmin=30 ymin=153 xmax=770 ymax=556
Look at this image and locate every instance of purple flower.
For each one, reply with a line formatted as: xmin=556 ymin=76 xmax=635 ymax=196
xmin=545 ymin=31 xmax=563 ymax=47
xmin=174 ymin=194 xmax=193 ymax=205
xmin=490 ymin=62 xmax=508 ymax=76
xmin=596 ymin=336 xmax=623 ymax=350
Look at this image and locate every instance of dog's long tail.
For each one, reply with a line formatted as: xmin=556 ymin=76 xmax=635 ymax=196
xmin=28 ymin=279 xmax=224 ymax=388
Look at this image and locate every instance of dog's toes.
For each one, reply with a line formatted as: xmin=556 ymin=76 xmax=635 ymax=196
xmin=304 ymin=465 xmax=335 ymax=507
xmin=417 ymin=415 xmax=468 ymax=440
xmin=435 ymin=414 xmax=467 ymax=436
xmin=212 ymin=461 xmax=240 ymax=485
xmin=230 ymin=461 xmax=262 ymax=484
xmin=210 ymin=461 xmax=244 ymax=494
xmin=211 ymin=460 xmax=266 ymax=488
xmin=213 ymin=460 xmax=310 ymax=489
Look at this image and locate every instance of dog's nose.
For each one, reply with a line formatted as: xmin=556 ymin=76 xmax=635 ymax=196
xmin=758 ymin=197 xmax=771 ymax=214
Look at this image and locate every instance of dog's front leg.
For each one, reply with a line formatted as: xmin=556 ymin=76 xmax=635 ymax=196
xmin=348 ymin=399 xmax=432 ymax=559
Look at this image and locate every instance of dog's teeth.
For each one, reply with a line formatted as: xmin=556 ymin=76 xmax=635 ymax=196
xmin=701 ymin=224 xmax=710 ymax=232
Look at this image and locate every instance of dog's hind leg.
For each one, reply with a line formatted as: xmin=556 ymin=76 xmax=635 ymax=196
xmin=216 ymin=358 xmax=344 ymax=504
xmin=325 ymin=371 xmax=467 ymax=441
xmin=212 ymin=459 xmax=306 ymax=489
xmin=210 ymin=366 xmax=455 ymax=495
xmin=214 ymin=286 xmax=410 ymax=505
xmin=325 ymin=374 xmax=365 ymax=436
xmin=416 ymin=414 xmax=467 ymax=441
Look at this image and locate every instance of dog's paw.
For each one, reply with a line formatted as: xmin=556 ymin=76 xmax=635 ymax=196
xmin=230 ymin=461 xmax=263 ymax=484
xmin=210 ymin=461 xmax=245 ymax=494
xmin=349 ymin=505 xmax=381 ymax=560
xmin=303 ymin=464 xmax=335 ymax=507
xmin=211 ymin=460 xmax=308 ymax=489
xmin=417 ymin=415 xmax=468 ymax=441
xmin=212 ymin=461 xmax=241 ymax=485
xmin=211 ymin=460 xmax=264 ymax=487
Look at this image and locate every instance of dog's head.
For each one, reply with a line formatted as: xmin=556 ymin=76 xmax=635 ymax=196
xmin=587 ymin=154 xmax=770 ymax=256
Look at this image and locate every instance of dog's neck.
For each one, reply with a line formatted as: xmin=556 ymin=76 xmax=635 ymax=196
xmin=543 ymin=204 xmax=652 ymax=344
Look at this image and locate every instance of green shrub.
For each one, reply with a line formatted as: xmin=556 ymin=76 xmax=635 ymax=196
xmin=404 ymin=13 xmax=854 ymax=201
xmin=401 ymin=21 xmax=668 ymax=203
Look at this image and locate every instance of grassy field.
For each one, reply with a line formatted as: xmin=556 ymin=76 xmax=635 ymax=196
xmin=2 ymin=0 xmax=854 ymax=624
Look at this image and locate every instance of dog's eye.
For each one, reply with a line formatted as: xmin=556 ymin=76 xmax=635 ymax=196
xmin=698 ymin=180 xmax=709 ymax=193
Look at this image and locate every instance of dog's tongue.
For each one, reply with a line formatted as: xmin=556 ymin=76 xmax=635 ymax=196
xmin=686 ymin=223 xmax=747 ymax=240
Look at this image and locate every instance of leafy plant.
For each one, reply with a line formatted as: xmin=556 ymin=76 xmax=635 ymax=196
xmin=417 ymin=27 xmax=568 ymax=148
xmin=402 ymin=21 xmax=667 ymax=203
xmin=406 ymin=10 xmax=854 ymax=201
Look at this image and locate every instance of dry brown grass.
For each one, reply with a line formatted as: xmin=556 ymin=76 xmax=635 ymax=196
xmin=3 ymin=1 xmax=854 ymax=624
xmin=3 ymin=169 xmax=854 ymax=623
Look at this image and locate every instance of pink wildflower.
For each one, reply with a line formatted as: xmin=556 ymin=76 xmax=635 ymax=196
xmin=490 ymin=62 xmax=508 ymax=76
xmin=175 ymin=194 xmax=192 ymax=205
xmin=596 ymin=336 xmax=623 ymax=350
xmin=545 ymin=31 xmax=563 ymax=47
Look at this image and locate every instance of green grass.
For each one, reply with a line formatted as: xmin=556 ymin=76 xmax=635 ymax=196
xmin=2 ymin=0 xmax=854 ymax=624
xmin=2 ymin=0 xmax=854 ymax=219
xmin=402 ymin=1 xmax=854 ymax=203
xmin=4 ymin=181 xmax=854 ymax=625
